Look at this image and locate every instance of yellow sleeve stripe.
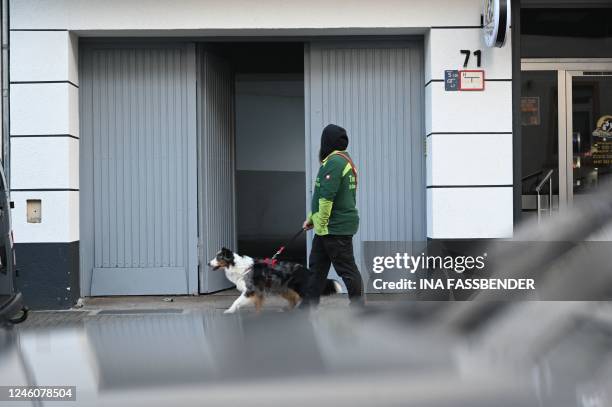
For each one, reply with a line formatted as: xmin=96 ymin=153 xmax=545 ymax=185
xmin=342 ymin=162 xmax=352 ymax=177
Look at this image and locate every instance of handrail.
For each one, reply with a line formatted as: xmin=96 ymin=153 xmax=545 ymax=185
xmin=522 ymin=169 xmax=544 ymax=182
xmin=535 ymin=169 xmax=554 ymax=193
xmin=535 ymin=169 xmax=554 ymax=223
xmin=521 ymin=169 xmax=554 ymax=223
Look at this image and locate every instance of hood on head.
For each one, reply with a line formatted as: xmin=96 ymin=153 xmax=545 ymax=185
xmin=319 ymin=124 xmax=348 ymax=162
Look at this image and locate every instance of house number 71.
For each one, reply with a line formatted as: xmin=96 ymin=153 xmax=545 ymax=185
xmin=460 ymin=50 xmax=482 ymax=68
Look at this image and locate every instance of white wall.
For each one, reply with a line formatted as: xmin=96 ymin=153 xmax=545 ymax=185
xmin=425 ymin=26 xmax=514 ymax=239
xmin=9 ymin=31 xmax=79 ymax=243
xmin=427 ymin=187 xmax=513 ymax=239
xmin=10 ymin=0 xmax=483 ymax=32
xmin=10 ymin=30 xmax=78 ymax=83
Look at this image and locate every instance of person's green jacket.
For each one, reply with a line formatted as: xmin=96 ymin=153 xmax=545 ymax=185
xmin=308 ymin=150 xmax=359 ymax=236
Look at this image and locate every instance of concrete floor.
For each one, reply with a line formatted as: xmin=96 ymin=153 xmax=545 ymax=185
xmin=78 ymin=289 xmax=411 ymax=312
xmin=81 ymin=289 xmax=348 ymax=313
xmin=17 ymin=290 xmax=408 ymax=329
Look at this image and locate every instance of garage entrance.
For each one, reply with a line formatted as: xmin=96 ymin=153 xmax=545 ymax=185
xmin=197 ymin=43 xmax=306 ymax=293
xmin=80 ymin=39 xmax=425 ymax=297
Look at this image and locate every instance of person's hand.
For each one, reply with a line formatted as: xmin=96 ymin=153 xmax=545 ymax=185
xmin=303 ymin=218 xmax=313 ymax=231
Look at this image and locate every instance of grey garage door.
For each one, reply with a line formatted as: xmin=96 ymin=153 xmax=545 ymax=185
xmin=80 ymin=43 xmax=198 ymax=295
xmin=197 ymin=49 xmax=237 ymax=293
xmin=305 ymin=41 xmax=426 ymax=291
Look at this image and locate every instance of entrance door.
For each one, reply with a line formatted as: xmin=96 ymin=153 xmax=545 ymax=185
xmin=520 ymin=60 xmax=612 ymax=214
xmin=305 ymin=41 xmax=426 ymax=289
xmin=81 ymin=43 xmax=199 ymax=295
xmin=564 ymin=71 xmax=612 ymax=205
xmin=197 ymin=48 xmax=237 ymax=293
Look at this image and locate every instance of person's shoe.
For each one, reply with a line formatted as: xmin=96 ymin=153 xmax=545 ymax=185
xmin=297 ymin=299 xmax=318 ymax=311
xmin=349 ymin=297 xmax=366 ymax=309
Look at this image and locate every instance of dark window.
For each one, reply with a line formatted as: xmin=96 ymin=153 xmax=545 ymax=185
xmin=521 ymin=8 xmax=612 ymax=58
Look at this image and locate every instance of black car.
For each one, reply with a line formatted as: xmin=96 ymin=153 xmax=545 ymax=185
xmin=0 ymin=164 xmax=27 ymax=325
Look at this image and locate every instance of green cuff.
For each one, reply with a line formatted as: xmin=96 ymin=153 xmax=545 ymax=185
xmin=313 ymin=198 xmax=333 ymax=236
xmin=311 ymin=212 xmax=329 ymax=236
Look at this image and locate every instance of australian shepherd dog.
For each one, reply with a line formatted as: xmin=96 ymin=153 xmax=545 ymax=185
xmin=208 ymin=247 xmax=341 ymax=314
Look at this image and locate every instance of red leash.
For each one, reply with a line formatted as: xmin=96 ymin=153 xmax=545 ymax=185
xmin=263 ymin=228 xmax=306 ymax=267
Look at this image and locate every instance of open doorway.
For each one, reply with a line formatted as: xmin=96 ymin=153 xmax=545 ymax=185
xmin=227 ymin=43 xmax=306 ymax=264
xmin=230 ymin=44 xmax=306 ymax=263
xmin=198 ymin=39 xmax=425 ymax=293
xmin=199 ymin=42 xmax=307 ymax=285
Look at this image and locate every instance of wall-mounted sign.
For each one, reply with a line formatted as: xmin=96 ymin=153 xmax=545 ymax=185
xmin=592 ymin=139 xmax=612 ymax=167
xmin=445 ymin=70 xmax=460 ymax=91
xmin=520 ymin=97 xmax=541 ymax=126
xmin=592 ymin=115 xmax=612 ymax=166
xmin=459 ymin=70 xmax=486 ymax=91
xmin=483 ymin=0 xmax=511 ymax=48
xmin=593 ymin=115 xmax=612 ymax=139
xmin=444 ymin=70 xmax=486 ymax=92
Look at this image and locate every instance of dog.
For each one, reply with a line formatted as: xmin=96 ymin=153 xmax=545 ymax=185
xmin=208 ymin=247 xmax=342 ymax=314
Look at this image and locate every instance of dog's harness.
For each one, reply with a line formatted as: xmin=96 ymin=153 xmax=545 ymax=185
xmin=255 ymin=228 xmax=305 ymax=288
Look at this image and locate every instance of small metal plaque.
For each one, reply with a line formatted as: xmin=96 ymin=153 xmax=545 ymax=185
xmin=445 ymin=70 xmax=459 ymax=91
xmin=459 ymin=70 xmax=486 ymax=91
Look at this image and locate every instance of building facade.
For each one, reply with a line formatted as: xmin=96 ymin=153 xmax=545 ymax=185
xmin=5 ymin=0 xmax=610 ymax=308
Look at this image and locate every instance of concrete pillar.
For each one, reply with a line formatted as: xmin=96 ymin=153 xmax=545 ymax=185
xmin=9 ymin=30 xmax=79 ymax=308
xmin=424 ymin=27 xmax=514 ymax=239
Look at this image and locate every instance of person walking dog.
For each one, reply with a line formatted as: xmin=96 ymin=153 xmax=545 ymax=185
xmin=301 ymin=124 xmax=364 ymax=308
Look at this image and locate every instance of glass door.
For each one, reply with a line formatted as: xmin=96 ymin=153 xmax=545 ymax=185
xmin=565 ymin=71 xmax=612 ymax=205
xmin=521 ymin=60 xmax=612 ymax=214
xmin=520 ymin=71 xmax=560 ymax=218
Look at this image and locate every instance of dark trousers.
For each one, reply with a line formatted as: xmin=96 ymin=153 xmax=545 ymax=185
xmin=304 ymin=234 xmax=364 ymax=307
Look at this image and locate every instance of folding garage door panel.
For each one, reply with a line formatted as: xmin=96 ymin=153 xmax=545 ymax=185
xmin=198 ymin=50 xmax=237 ymax=293
xmin=306 ymin=41 xmax=426 ymax=291
xmin=81 ymin=44 xmax=198 ymax=295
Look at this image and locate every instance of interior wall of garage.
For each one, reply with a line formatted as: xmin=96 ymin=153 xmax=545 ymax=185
xmin=235 ymin=74 xmax=306 ymax=263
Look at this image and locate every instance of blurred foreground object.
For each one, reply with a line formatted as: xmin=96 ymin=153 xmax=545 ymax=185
xmin=2 ymin=181 xmax=612 ymax=406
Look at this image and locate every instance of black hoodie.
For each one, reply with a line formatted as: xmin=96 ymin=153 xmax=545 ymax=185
xmin=319 ymin=124 xmax=349 ymax=162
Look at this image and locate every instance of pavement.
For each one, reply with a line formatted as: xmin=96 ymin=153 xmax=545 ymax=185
xmin=16 ymin=290 xmax=408 ymax=330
